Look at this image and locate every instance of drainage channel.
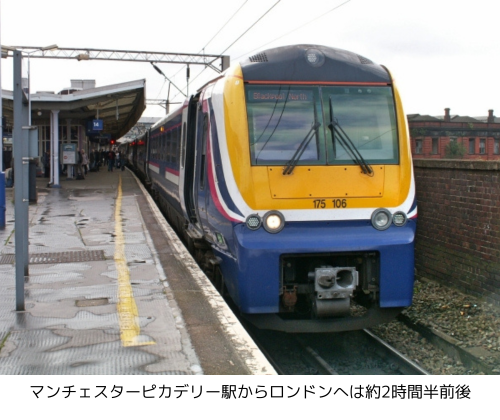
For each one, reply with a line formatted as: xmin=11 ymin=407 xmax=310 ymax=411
xmin=0 ymin=250 xmax=106 ymax=265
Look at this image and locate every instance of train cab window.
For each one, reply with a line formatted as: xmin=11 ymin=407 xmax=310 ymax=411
xmin=322 ymin=86 xmax=398 ymax=164
xmin=246 ymin=85 xmax=326 ymax=166
xmin=246 ymin=84 xmax=398 ymax=167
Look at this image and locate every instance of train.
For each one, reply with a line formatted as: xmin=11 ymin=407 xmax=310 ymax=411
xmin=121 ymin=44 xmax=417 ymax=333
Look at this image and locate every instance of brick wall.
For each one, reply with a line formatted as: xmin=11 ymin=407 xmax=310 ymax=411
xmin=414 ymin=159 xmax=500 ymax=305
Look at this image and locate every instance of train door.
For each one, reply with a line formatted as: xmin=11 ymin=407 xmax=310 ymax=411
xmin=194 ymin=101 xmax=210 ymax=231
xmin=184 ymin=94 xmax=202 ymax=229
xmin=144 ymin=130 xmax=150 ymax=181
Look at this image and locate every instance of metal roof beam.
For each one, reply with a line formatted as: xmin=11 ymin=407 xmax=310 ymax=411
xmin=7 ymin=46 xmax=230 ymax=73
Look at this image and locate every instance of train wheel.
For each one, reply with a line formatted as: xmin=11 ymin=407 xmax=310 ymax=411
xmin=213 ymin=266 xmax=226 ymax=296
xmin=184 ymin=233 xmax=195 ymax=254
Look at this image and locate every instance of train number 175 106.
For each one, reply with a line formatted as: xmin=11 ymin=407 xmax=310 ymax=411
xmin=313 ymin=199 xmax=348 ymax=209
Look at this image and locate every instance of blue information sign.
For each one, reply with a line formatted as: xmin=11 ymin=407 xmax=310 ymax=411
xmin=92 ymin=119 xmax=103 ymax=131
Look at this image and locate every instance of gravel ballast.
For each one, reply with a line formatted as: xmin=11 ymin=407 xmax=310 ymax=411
xmin=371 ymin=277 xmax=500 ymax=375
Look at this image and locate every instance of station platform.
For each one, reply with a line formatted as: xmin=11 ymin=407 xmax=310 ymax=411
xmin=0 ymin=167 xmax=275 ymax=375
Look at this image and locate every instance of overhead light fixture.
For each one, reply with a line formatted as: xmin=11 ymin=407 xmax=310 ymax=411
xmin=1 ymin=44 xmax=17 ymax=51
xmin=41 ymin=44 xmax=58 ymax=51
xmin=76 ymin=53 xmax=90 ymax=61
xmin=1 ymin=44 xmax=16 ymax=58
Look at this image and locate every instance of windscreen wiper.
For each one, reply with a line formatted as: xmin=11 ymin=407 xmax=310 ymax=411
xmin=283 ymin=121 xmax=321 ymax=175
xmin=328 ymin=96 xmax=373 ymax=176
xmin=329 ymin=96 xmax=337 ymax=159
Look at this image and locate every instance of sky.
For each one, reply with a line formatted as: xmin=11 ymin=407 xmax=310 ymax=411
xmin=1 ymin=0 xmax=499 ymax=120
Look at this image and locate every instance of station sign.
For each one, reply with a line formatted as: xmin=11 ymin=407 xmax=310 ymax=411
xmin=62 ymin=143 xmax=77 ymax=165
xmin=92 ymin=119 xmax=104 ymax=131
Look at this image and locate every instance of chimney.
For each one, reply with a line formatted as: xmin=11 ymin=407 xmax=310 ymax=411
xmin=444 ymin=108 xmax=451 ymax=122
xmin=487 ymin=109 xmax=495 ymax=123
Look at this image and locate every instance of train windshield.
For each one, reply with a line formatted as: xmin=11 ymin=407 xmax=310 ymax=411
xmin=246 ymin=85 xmax=398 ymax=166
xmin=246 ymin=86 xmax=326 ymax=166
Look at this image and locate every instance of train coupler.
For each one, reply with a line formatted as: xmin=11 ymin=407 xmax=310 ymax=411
xmin=309 ymin=266 xmax=359 ymax=318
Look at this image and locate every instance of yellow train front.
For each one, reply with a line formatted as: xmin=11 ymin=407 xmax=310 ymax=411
xmin=179 ymin=45 xmax=416 ymax=332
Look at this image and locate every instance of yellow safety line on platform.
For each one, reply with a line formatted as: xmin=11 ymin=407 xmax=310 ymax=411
xmin=114 ymin=174 xmax=155 ymax=347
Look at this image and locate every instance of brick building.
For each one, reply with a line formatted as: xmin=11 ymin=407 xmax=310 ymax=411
xmin=408 ymin=109 xmax=500 ymax=160
xmin=413 ymin=159 xmax=500 ymax=305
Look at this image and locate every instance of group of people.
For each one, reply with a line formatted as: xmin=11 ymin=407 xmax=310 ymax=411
xmin=40 ymin=147 xmax=126 ymax=180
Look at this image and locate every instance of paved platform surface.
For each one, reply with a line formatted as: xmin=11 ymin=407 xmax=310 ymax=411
xmin=0 ymin=168 xmax=275 ymax=375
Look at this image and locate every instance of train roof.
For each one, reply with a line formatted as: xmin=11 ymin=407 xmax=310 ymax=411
xmin=151 ymin=100 xmax=187 ymax=131
xmin=239 ymin=44 xmax=391 ymax=84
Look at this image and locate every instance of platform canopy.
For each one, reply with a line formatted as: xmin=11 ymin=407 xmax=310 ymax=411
xmin=1 ymin=78 xmax=146 ymax=141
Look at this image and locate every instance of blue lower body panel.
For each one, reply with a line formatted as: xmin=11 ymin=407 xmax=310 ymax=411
xmin=217 ymin=220 xmax=415 ymax=314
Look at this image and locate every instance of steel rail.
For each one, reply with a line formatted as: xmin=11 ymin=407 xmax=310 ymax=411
xmin=363 ymin=329 xmax=430 ymax=375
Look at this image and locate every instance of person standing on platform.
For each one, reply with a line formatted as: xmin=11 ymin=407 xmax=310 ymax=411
xmin=94 ymin=149 xmax=101 ymax=171
xmin=101 ymin=149 xmax=108 ymax=167
xmin=89 ymin=149 xmax=95 ymax=171
xmin=108 ymin=149 xmax=115 ymax=172
xmin=42 ymin=150 xmax=50 ymax=178
xmin=120 ymin=152 xmax=126 ymax=171
xmin=81 ymin=149 xmax=89 ymax=175
xmin=76 ymin=149 xmax=85 ymax=179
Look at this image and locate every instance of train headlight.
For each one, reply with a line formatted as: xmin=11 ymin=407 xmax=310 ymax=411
xmin=371 ymin=208 xmax=392 ymax=231
xmin=263 ymin=210 xmax=285 ymax=233
xmin=392 ymin=211 xmax=408 ymax=227
xmin=246 ymin=214 xmax=262 ymax=230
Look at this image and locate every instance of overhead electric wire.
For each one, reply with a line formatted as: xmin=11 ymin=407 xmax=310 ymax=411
xmin=178 ymin=0 xmax=351 ymax=100
xmin=167 ymin=0 xmax=249 ymax=80
xmin=154 ymin=0 xmax=249 ymax=104
xmin=171 ymin=0 xmax=282 ymax=101
xmin=200 ymin=0 xmax=249 ymax=53
xmin=218 ymin=0 xmax=281 ymax=56
xmin=155 ymin=0 xmax=353 ymax=106
xmin=235 ymin=0 xmax=352 ymax=60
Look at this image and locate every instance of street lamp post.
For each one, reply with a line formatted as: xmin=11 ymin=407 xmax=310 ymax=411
xmin=12 ymin=49 xmax=29 ymax=311
xmin=5 ymin=45 xmax=57 ymax=309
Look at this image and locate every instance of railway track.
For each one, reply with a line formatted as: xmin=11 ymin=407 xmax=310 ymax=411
xmin=244 ymin=323 xmax=430 ymax=375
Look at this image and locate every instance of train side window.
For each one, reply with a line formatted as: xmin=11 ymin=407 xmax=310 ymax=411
xmin=163 ymin=132 xmax=167 ymax=160
xmin=167 ymin=130 xmax=174 ymax=162
xmin=200 ymin=114 xmax=208 ymax=190
xmin=171 ymin=139 xmax=177 ymax=164
xmin=173 ymin=126 xmax=178 ymax=164
xmin=181 ymin=122 xmax=187 ymax=168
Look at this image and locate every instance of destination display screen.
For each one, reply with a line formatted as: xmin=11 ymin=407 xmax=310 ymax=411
xmin=249 ymin=90 xmax=313 ymax=102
